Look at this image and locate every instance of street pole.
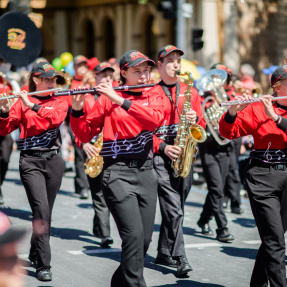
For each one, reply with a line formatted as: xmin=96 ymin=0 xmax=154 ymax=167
xmin=176 ymin=0 xmax=186 ymax=56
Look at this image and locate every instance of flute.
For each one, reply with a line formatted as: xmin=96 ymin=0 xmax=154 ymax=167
xmin=53 ymin=84 xmax=155 ymax=97
xmin=0 ymin=88 xmax=62 ymax=101
xmin=220 ymin=95 xmax=287 ymax=106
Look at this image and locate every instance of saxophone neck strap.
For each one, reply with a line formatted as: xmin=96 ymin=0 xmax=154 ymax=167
xmin=159 ymin=80 xmax=180 ymax=116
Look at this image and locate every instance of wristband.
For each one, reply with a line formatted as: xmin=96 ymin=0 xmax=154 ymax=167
xmin=275 ymin=115 xmax=282 ymax=124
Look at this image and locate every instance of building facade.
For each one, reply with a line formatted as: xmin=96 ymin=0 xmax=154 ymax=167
xmin=1 ymin=0 xmax=286 ymax=87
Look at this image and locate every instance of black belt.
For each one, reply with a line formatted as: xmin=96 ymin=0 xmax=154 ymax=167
xmin=248 ymin=158 xmax=287 ymax=171
xmin=20 ymin=149 xmax=60 ymax=159
xmin=103 ymin=158 xmax=153 ymax=169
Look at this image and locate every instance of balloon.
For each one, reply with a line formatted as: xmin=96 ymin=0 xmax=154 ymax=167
xmin=60 ymin=52 xmax=73 ymax=67
xmin=52 ymin=57 xmax=62 ymax=71
xmin=64 ymin=60 xmax=75 ymax=76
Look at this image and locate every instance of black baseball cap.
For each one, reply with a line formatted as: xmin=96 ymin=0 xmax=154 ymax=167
xmin=74 ymin=55 xmax=88 ymax=65
xmin=120 ymin=50 xmax=155 ymax=70
xmin=0 ymin=212 xmax=26 ymax=247
xmin=158 ymin=45 xmax=184 ymax=61
xmin=210 ymin=63 xmax=232 ymax=75
xmin=94 ymin=62 xmax=115 ymax=74
xmin=271 ymin=65 xmax=287 ymax=87
xmin=31 ymin=61 xmax=65 ymax=85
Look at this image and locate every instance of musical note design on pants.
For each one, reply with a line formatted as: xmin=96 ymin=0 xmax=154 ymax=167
xmin=123 ymin=139 xmax=133 ymax=151
xmin=111 ymin=133 xmax=121 ymax=159
xmin=263 ymin=142 xmax=272 ymax=161
xmin=137 ymin=135 xmax=147 ymax=147
xmin=275 ymin=150 xmax=286 ymax=161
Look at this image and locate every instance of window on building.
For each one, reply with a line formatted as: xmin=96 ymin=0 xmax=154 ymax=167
xmin=145 ymin=15 xmax=157 ymax=61
xmin=105 ymin=18 xmax=115 ymax=60
xmin=85 ymin=20 xmax=95 ymax=58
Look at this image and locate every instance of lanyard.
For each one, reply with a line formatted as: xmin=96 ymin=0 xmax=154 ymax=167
xmin=159 ymin=80 xmax=180 ymax=117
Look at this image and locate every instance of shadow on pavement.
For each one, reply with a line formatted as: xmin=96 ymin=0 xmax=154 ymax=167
xmin=57 ymin=189 xmax=80 ymax=199
xmin=184 ymin=201 xmax=204 ymax=208
xmin=50 ymin=227 xmax=101 ymax=246
xmin=232 ymin=217 xmax=256 ymax=228
xmin=153 ymin=223 xmax=219 ymax=241
xmin=220 ymin=246 xmax=257 ymax=260
xmin=152 ymin=281 xmax=225 ymax=287
xmin=4 ymin=177 xmax=22 ymax=185
xmin=0 ymin=206 xmax=32 ymax=221
xmin=77 ymin=203 xmax=93 ymax=209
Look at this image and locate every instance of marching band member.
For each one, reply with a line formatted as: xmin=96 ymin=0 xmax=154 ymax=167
xmin=0 ymin=60 xmax=13 ymax=205
xmin=197 ymin=64 xmax=235 ymax=242
xmin=152 ymin=45 xmax=206 ymax=275
xmin=70 ymin=50 xmax=163 ymax=287
xmin=68 ymin=55 xmax=90 ymax=199
xmin=76 ymin=62 xmax=115 ymax=247
xmin=0 ymin=61 xmax=68 ymax=281
xmin=219 ymin=65 xmax=287 ymax=287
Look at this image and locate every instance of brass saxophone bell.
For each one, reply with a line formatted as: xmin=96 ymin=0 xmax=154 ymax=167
xmin=84 ymin=132 xmax=104 ymax=178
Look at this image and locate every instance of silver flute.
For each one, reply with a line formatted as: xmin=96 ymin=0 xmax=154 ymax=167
xmin=0 ymin=88 xmax=62 ymax=100
xmin=220 ymin=95 xmax=287 ymax=106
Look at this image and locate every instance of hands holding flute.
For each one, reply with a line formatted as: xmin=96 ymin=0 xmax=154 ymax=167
xmin=0 ymin=90 xmax=34 ymax=113
xmin=71 ymin=83 xmax=124 ymax=111
xmin=228 ymin=93 xmax=281 ymax=123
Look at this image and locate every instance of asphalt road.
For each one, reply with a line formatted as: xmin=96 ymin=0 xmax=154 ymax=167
xmin=1 ymin=151 xmax=264 ymax=287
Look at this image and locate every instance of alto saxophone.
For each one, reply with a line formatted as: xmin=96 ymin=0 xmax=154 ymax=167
xmin=84 ymin=132 xmax=104 ymax=178
xmin=171 ymin=72 xmax=207 ymax=178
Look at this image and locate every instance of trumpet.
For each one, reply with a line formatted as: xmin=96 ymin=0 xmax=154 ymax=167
xmin=0 ymin=88 xmax=62 ymax=100
xmin=220 ymin=94 xmax=287 ymax=106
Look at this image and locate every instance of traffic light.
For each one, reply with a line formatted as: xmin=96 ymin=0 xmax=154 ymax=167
xmin=158 ymin=0 xmax=176 ymax=20
xmin=192 ymin=28 xmax=204 ymax=51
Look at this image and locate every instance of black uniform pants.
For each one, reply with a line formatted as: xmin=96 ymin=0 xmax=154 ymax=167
xmin=198 ymin=147 xmax=230 ymax=232
xmin=68 ymin=124 xmax=89 ymax=193
xmin=0 ymin=135 xmax=13 ymax=189
xmin=19 ymin=151 xmax=65 ymax=272
xmin=224 ymin=138 xmax=242 ymax=208
xmin=102 ymin=159 xmax=157 ymax=287
xmin=153 ymin=154 xmax=193 ymax=257
xmin=245 ymin=160 xmax=287 ymax=287
xmin=87 ymin=172 xmax=110 ymax=238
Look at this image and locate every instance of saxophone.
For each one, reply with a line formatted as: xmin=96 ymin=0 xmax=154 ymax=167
xmin=171 ymin=72 xmax=207 ymax=178
xmin=84 ymin=132 xmax=104 ymax=178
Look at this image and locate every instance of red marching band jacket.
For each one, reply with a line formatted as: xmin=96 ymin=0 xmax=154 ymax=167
xmin=0 ymin=95 xmax=68 ymax=150
xmin=151 ymin=81 xmax=206 ymax=154
xmin=219 ymin=102 xmax=287 ymax=162
xmin=70 ymin=89 xmax=164 ymax=160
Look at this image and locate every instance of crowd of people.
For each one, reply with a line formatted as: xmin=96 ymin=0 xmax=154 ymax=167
xmin=0 ymin=46 xmax=285 ymax=287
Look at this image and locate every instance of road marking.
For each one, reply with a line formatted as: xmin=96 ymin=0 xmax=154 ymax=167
xmin=18 ymin=254 xmax=29 ymax=259
xmin=243 ymin=240 xmax=261 ymax=244
xmin=68 ymin=248 xmax=122 ymax=255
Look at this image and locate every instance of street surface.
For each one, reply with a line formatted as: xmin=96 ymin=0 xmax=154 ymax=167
xmin=1 ymin=151 xmax=266 ymax=287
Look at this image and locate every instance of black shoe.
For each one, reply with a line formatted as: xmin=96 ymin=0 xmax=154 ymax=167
xmin=197 ymin=220 xmax=214 ymax=236
xmin=36 ymin=269 xmax=52 ymax=281
xmin=101 ymin=236 xmax=113 ymax=247
xmin=216 ymin=229 xmax=234 ymax=242
xmin=80 ymin=189 xmax=89 ymax=199
xmin=231 ymin=207 xmax=244 ymax=214
xmin=155 ymin=253 xmax=177 ymax=268
xmin=177 ymin=256 xmax=192 ymax=276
